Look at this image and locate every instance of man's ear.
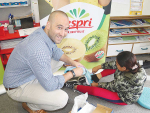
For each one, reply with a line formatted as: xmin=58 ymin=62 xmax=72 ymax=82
xmin=46 ymin=21 xmax=50 ymax=29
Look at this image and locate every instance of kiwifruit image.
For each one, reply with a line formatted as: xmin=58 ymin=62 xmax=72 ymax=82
xmin=57 ymin=38 xmax=86 ymax=62
xmin=81 ymin=29 xmax=107 ymax=62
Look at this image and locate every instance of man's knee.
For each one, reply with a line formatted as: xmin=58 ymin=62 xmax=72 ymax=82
xmin=57 ymin=91 xmax=69 ymax=109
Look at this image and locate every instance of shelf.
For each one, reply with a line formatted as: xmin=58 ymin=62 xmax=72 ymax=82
xmin=107 ymin=15 xmax=150 ymax=57
xmin=0 ymin=30 xmax=27 ymax=41
xmin=110 ymin=16 xmax=150 ymax=30
xmin=1 ymin=54 xmax=10 ymax=66
xmin=108 ymin=40 xmax=150 ymax=45
xmin=0 ymin=48 xmax=14 ymax=54
xmin=110 ymin=15 xmax=150 ymax=20
xmin=109 ymin=33 xmax=150 ymax=37
xmin=0 ymin=23 xmax=40 ymax=41
xmin=110 ymin=25 xmax=150 ymax=29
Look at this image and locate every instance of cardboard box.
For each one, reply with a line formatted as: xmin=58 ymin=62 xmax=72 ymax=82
xmin=92 ymin=104 xmax=113 ymax=113
xmin=69 ymin=104 xmax=113 ymax=113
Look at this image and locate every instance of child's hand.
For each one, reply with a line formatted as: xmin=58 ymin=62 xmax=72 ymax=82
xmin=98 ymin=0 xmax=111 ymax=6
xmin=91 ymin=82 xmax=98 ymax=87
xmin=92 ymin=65 xmax=101 ymax=73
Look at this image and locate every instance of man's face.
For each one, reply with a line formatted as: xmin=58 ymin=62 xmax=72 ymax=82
xmin=47 ymin=15 xmax=69 ymax=44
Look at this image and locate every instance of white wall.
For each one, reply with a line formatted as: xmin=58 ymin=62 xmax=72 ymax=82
xmin=110 ymin=0 xmax=150 ymax=16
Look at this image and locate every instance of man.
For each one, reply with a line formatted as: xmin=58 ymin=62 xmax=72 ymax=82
xmin=3 ymin=11 xmax=83 ymax=113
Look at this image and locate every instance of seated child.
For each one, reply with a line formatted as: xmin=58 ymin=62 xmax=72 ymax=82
xmin=65 ymin=51 xmax=147 ymax=105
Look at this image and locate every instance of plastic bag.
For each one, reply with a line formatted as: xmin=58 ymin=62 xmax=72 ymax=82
xmin=71 ymin=93 xmax=96 ymax=113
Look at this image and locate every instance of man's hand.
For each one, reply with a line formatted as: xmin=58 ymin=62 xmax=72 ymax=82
xmin=71 ymin=60 xmax=84 ymax=68
xmin=63 ymin=67 xmax=83 ymax=82
xmin=98 ymin=0 xmax=111 ymax=6
xmin=60 ymin=54 xmax=84 ymax=68
xmin=72 ymin=67 xmax=83 ymax=77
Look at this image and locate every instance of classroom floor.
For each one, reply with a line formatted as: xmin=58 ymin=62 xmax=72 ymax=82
xmin=0 ymin=54 xmax=150 ymax=113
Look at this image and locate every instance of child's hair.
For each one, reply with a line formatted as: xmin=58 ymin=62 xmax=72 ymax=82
xmin=116 ymin=51 xmax=140 ymax=74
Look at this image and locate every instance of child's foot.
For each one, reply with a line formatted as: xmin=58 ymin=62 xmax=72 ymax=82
xmin=65 ymin=79 xmax=80 ymax=89
xmin=78 ymin=76 xmax=87 ymax=85
xmin=91 ymin=74 xmax=99 ymax=83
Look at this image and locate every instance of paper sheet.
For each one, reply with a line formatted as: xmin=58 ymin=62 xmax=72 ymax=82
xmin=18 ymin=27 xmax=40 ymax=37
xmin=0 ymin=84 xmax=6 ymax=95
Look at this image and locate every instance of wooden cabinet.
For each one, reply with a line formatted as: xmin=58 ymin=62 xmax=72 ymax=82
xmin=107 ymin=15 xmax=150 ymax=57
xmin=132 ymin=42 xmax=150 ymax=54
xmin=107 ymin=44 xmax=133 ymax=57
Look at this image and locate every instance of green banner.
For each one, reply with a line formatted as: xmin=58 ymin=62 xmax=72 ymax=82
xmin=0 ymin=58 xmax=4 ymax=85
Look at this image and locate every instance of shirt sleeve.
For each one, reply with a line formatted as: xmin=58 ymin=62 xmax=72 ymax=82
xmin=98 ymin=80 xmax=118 ymax=92
xmin=28 ymin=48 xmax=65 ymax=91
xmin=101 ymin=60 xmax=117 ymax=69
xmin=52 ymin=45 xmax=64 ymax=61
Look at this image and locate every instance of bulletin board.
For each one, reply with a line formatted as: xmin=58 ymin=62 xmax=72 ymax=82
xmin=129 ymin=0 xmax=144 ymax=15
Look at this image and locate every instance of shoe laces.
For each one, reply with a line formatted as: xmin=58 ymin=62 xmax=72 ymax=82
xmin=65 ymin=82 xmax=78 ymax=89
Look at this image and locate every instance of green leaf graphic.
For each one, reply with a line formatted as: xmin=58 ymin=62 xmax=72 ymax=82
xmin=79 ymin=9 xmax=85 ymax=18
xmin=70 ymin=10 xmax=74 ymax=15
xmin=73 ymin=9 xmax=77 ymax=17
xmin=78 ymin=8 xmax=81 ymax=16
xmin=80 ymin=13 xmax=89 ymax=19
xmin=68 ymin=8 xmax=89 ymax=19
xmin=66 ymin=12 xmax=74 ymax=19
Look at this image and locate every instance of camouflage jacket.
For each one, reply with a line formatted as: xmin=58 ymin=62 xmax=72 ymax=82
xmin=98 ymin=60 xmax=147 ymax=104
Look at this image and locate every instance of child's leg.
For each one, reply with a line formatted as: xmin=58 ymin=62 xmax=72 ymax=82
xmin=92 ymin=69 xmax=116 ymax=82
xmin=101 ymin=69 xmax=116 ymax=77
xmin=77 ymin=85 xmax=127 ymax=105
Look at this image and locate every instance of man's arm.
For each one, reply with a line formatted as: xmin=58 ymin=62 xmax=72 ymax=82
xmin=60 ymin=54 xmax=84 ymax=82
xmin=63 ymin=67 xmax=83 ymax=82
xmin=59 ymin=54 xmax=83 ymax=67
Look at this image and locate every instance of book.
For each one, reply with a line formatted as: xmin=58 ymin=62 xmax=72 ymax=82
xmin=111 ymin=20 xmax=133 ymax=27
xmin=138 ymin=36 xmax=149 ymax=41
xmin=121 ymin=28 xmax=149 ymax=35
xmin=122 ymin=36 xmax=137 ymax=41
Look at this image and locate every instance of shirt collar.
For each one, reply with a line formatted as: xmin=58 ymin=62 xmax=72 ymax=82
xmin=37 ymin=27 xmax=56 ymax=48
xmin=124 ymin=72 xmax=134 ymax=79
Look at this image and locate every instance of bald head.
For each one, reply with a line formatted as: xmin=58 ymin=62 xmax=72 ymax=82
xmin=48 ymin=10 xmax=68 ymax=23
xmin=44 ymin=10 xmax=69 ymax=44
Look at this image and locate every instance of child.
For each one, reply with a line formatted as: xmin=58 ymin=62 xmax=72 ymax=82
xmin=65 ymin=51 xmax=147 ymax=105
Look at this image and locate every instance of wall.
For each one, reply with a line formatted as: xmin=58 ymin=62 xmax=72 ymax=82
xmin=110 ymin=0 xmax=150 ymax=16
xmin=0 ymin=4 xmax=31 ymax=21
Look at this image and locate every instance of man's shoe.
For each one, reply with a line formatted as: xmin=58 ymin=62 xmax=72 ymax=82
xmin=22 ymin=102 xmax=47 ymax=113
xmin=65 ymin=79 xmax=80 ymax=89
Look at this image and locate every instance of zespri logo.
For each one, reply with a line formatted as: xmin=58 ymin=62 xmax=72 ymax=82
xmin=66 ymin=8 xmax=93 ymax=31
xmin=58 ymin=2 xmax=104 ymax=40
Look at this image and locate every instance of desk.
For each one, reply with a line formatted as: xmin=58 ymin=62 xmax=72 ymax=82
xmin=0 ymin=24 xmax=40 ymax=69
